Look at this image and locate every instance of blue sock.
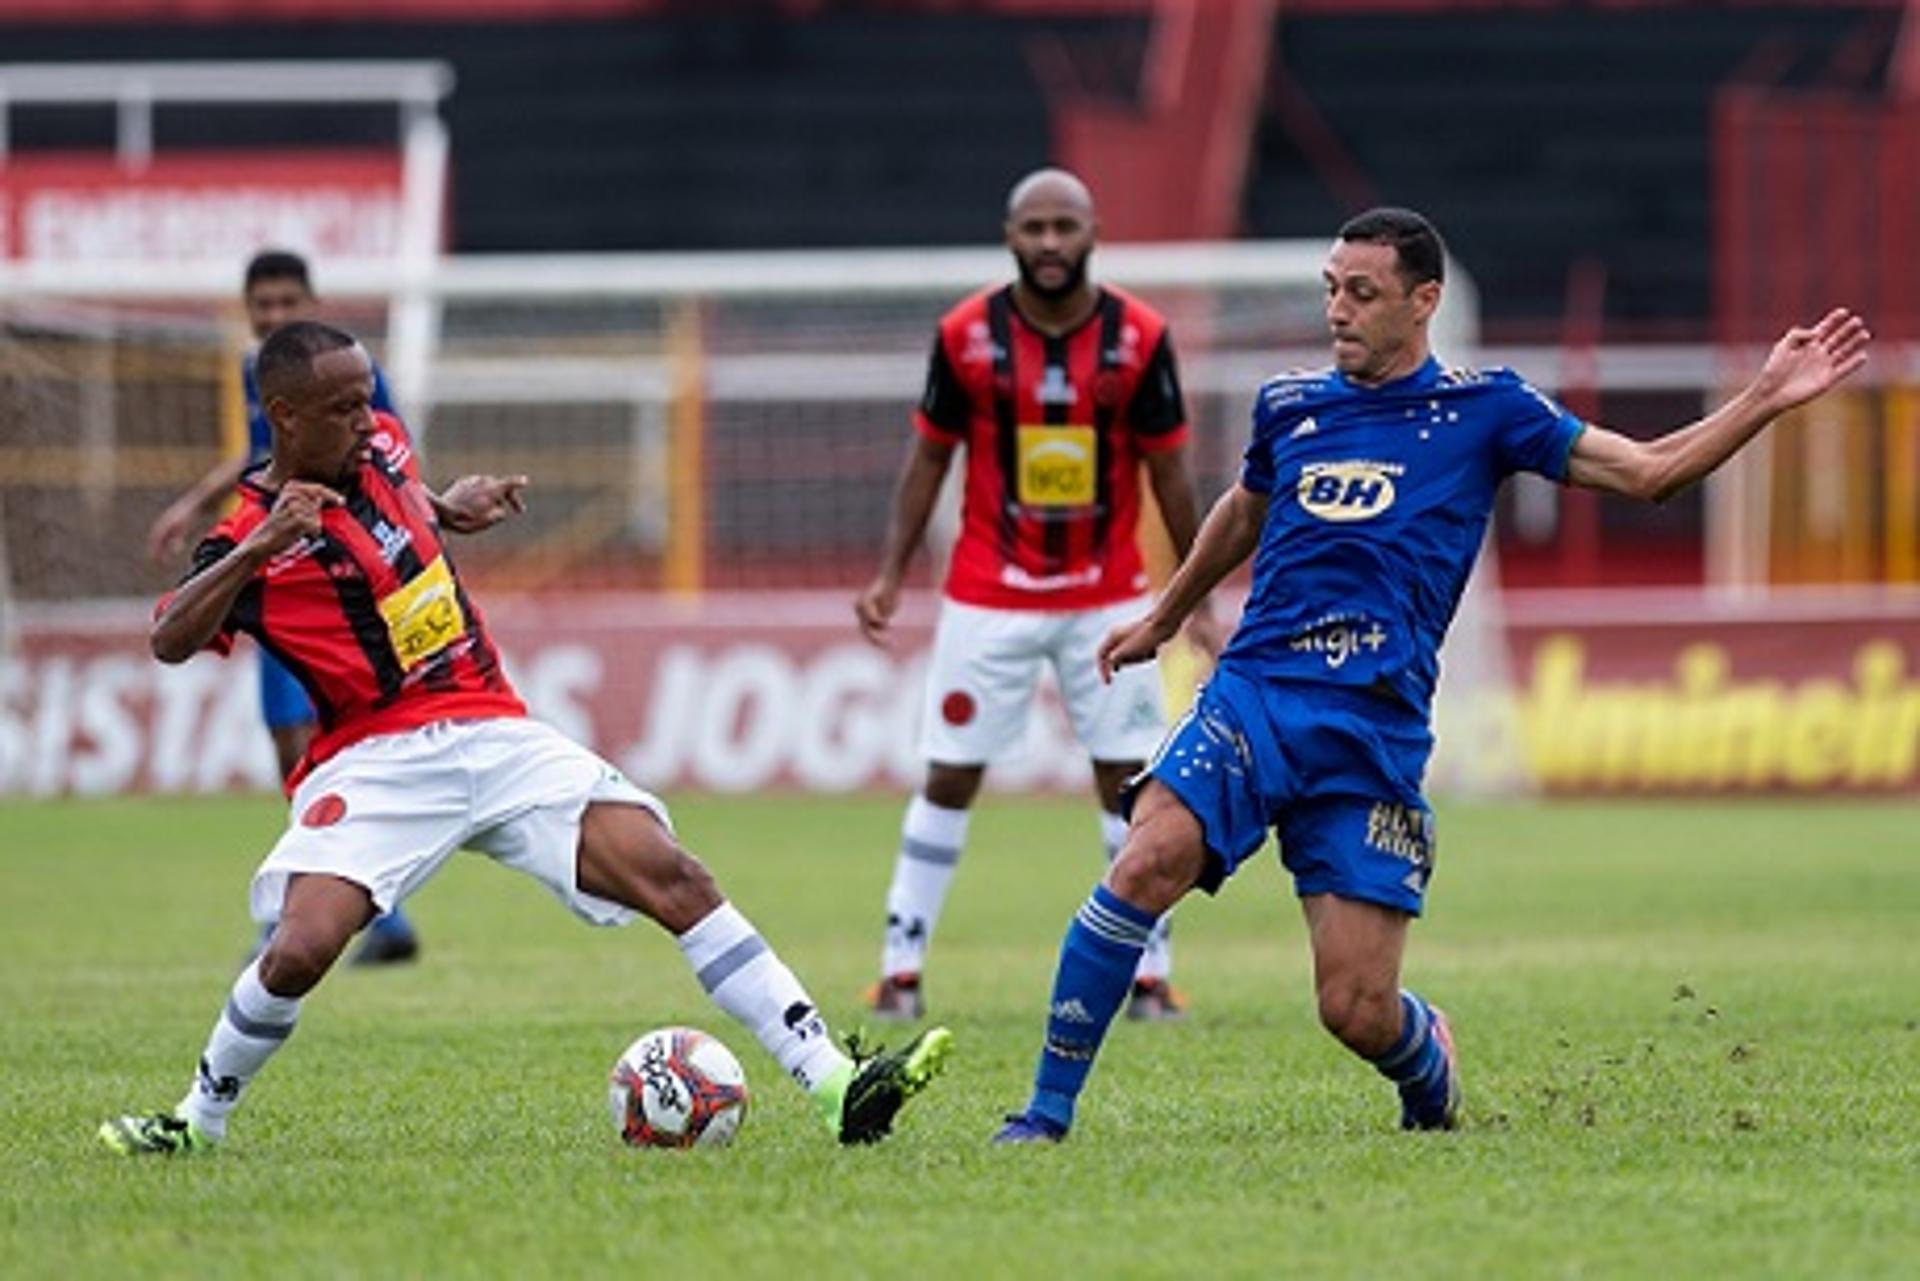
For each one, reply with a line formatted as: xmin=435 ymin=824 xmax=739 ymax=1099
xmin=1371 ymin=990 xmax=1448 ymax=1112
xmin=1024 ymin=884 xmax=1156 ymax=1132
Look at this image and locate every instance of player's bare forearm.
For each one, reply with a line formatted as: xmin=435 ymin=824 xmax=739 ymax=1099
xmin=154 ymin=481 xmax=341 ymax=663
xmin=855 ymin=436 xmax=954 ymax=645
xmin=1143 ymin=447 xmax=1205 ymax=559
xmin=1148 ymin=484 xmax=1266 ymax=629
xmin=1568 ymin=388 xmax=1773 ymax=504
xmin=149 ymin=455 xmax=252 ymax=561
xmin=874 ymin=435 xmax=954 ymax=581
xmin=1568 ymin=308 xmax=1870 ymax=503
xmin=150 ymin=541 xmax=272 ymax=663
xmin=192 ymin=455 xmax=249 ymax=509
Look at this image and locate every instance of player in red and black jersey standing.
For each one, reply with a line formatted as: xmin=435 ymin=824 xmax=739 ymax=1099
xmin=855 ymin=168 xmax=1221 ymax=1023
xmin=102 ymin=322 xmax=950 ymax=1157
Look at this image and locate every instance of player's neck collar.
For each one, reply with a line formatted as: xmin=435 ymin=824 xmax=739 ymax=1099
xmin=1340 ymin=354 xmax=1440 ymax=394
xmin=1005 ymin=283 xmax=1103 ymax=339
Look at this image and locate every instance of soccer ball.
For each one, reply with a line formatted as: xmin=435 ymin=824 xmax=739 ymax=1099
xmin=608 ymin=1026 xmax=750 ymax=1149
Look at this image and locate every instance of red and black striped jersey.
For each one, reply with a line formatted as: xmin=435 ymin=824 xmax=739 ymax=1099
xmin=161 ymin=410 xmax=524 ymax=790
xmin=915 ymin=283 xmax=1189 ymax=611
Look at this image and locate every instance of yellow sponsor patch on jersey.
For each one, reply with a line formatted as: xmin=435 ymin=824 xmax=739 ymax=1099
xmin=1017 ymin=424 xmax=1096 ymax=508
xmin=377 ymin=554 xmax=466 ymax=670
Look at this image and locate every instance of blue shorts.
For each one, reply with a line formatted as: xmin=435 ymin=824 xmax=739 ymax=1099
xmin=1135 ymin=666 xmax=1437 ymax=914
xmin=258 ymin=648 xmax=316 ymax=730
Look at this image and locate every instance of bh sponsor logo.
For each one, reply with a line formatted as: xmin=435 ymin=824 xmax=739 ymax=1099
xmin=1297 ymin=460 xmax=1403 ymax=522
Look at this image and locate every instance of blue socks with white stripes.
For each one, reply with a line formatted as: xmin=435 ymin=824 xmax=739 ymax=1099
xmin=1023 ymin=884 xmax=1158 ymax=1133
xmin=1371 ymin=989 xmax=1452 ymax=1127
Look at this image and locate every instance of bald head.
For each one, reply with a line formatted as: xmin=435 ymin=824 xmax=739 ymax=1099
xmin=1004 ymin=168 xmax=1098 ymax=305
xmin=1005 ymin=167 xmax=1095 ymax=222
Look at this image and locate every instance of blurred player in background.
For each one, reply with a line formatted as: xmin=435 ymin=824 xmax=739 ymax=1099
xmin=147 ymin=250 xmax=419 ymax=965
xmin=102 ymin=322 xmax=951 ymax=1156
xmin=854 ymin=168 xmax=1219 ymax=1023
xmin=995 ymin=207 xmax=1871 ymax=1143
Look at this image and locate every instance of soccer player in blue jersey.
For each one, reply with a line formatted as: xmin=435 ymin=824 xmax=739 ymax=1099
xmin=147 ymin=250 xmax=419 ymax=964
xmin=994 ymin=207 xmax=1871 ymax=1142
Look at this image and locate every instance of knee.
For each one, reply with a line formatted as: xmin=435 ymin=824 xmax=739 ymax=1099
xmin=644 ymin=846 xmax=723 ymax=933
xmin=1106 ymin=838 xmax=1193 ymax=916
xmin=922 ymin=766 xmax=983 ymax=810
xmin=256 ymin=929 xmax=338 ymax=998
xmin=1315 ymin=979 xmax=1401 ymax=1056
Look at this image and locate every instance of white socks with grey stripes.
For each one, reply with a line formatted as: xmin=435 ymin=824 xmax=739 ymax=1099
xmin=1101 ymin=809 xmax=1174 ymax=982
xmin=177 ymin=961 xmax=302 ymax=1140
xmin=880 ymin=795 xmax=971 ymax=978
xmin=678 ymin=902 xmax=847 ymax=1094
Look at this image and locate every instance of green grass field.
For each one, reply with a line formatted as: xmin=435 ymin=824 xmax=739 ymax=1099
xmin=2 ymin=793 xmax=1916 ymax=1279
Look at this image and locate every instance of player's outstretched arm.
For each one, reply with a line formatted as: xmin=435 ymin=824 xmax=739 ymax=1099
xmin=1567 ymin=308 xmax=1870 ymax=503
xmin=1098 ymin=483 xmax=1267 ymax=680
xmin=152 ymin=481 xmax=342 ymax=663
xmin=433 ymin=474 xmax=529 ymax=534
xmin=146 ymin=453 xmax=250 ymax=563
xmin=855 ymin=434 xmax=956 ymax=647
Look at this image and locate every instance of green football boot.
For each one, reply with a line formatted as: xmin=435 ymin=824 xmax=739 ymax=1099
xmin=98 ymin=1112 xmax=215 ymax=1156
xmin=816 ymin=1026 xmax=953 ymax=1145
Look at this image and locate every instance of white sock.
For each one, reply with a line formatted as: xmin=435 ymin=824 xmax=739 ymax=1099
xmin=678 ymin=902 xmax=848 ymax=1094
xmin=880 ymin=795 xmax=971 ymax=978
xmin=176 ymin=962 xmax=302 ymax=1139
xmin=1101 ymin=808 xmax=1174 ymax=983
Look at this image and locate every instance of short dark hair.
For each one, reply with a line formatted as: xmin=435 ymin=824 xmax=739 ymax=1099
xmin=244 ymin=249 xmax=313 ymax=294
xmin=256 ymin=320 xmax=357 ymax=402
xmin=1337 ymin=207 xmax=1445 ymax=288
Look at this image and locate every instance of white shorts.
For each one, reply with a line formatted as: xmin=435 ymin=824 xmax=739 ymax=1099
xmin=920 ymin=597 xmax=1166 ymax=766
xmin=252 ymin=718 xmax=669 ymax=929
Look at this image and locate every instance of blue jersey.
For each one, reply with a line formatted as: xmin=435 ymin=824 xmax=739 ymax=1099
xmin=243 ymin=349 xmax=397 ymax=464
xmin=1221 ymin=356 xmax=1583 ymax=717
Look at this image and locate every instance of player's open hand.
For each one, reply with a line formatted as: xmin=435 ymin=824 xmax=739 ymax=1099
xmin=146 ymin=495 xmax=202 ymax=564
xmin=1756 ymin=309 xmax=1871 ymax=411
xmin=854 ymin=575 xmax=900 ymax=647
xmin=250 ymin=481 xmax=343 ymax=556
xmin=1098 ymin=612 xmax=1178 ymax=683
xmin=437 ymin=474 xmax=529 ymax=533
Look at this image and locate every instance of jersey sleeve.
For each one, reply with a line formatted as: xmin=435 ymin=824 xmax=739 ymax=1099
xmin=369 ymin=409 xmax=424 ymax=483
xmin=1494 ymin=373 xmax=1587 ymax=482
xmin=912 ymin=332 xmax=971 ymax=444
xmin=152 ymin=530 xmax=246 ymax=656
xmin=1128 ymin=331 xmax=1190 ymax=452
xmin=1238 ymin=381 xmax=1300 ymax=495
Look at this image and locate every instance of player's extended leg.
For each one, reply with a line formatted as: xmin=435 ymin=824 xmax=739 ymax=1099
xmin=1303 ymin=893 xmax=1458 ymax=1130
xmin=1091 ymin=760 xmax=1180 ymax=1020
xmin=995 ymin=779 xmax=1202 ymax=1143
xmin=259 ymin=653 xmax=418 ymax=967
xmin=101 ymin=873 xmax=373 ymax=1155
xmin=575 ymin=801 xmax=951 ymax=1144
xmin=870 ymin=762 xmax=983 ymax=1021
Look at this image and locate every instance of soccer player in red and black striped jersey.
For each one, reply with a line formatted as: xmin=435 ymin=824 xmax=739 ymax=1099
xmin=101 ymin=321 xmax=951 ymax=1157
xmin=854 ymin=168 xmax=1222 ymax=1024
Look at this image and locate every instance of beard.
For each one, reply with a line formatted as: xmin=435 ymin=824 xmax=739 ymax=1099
xmin=1015 ymin=248 xmax=1090 ymax=301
